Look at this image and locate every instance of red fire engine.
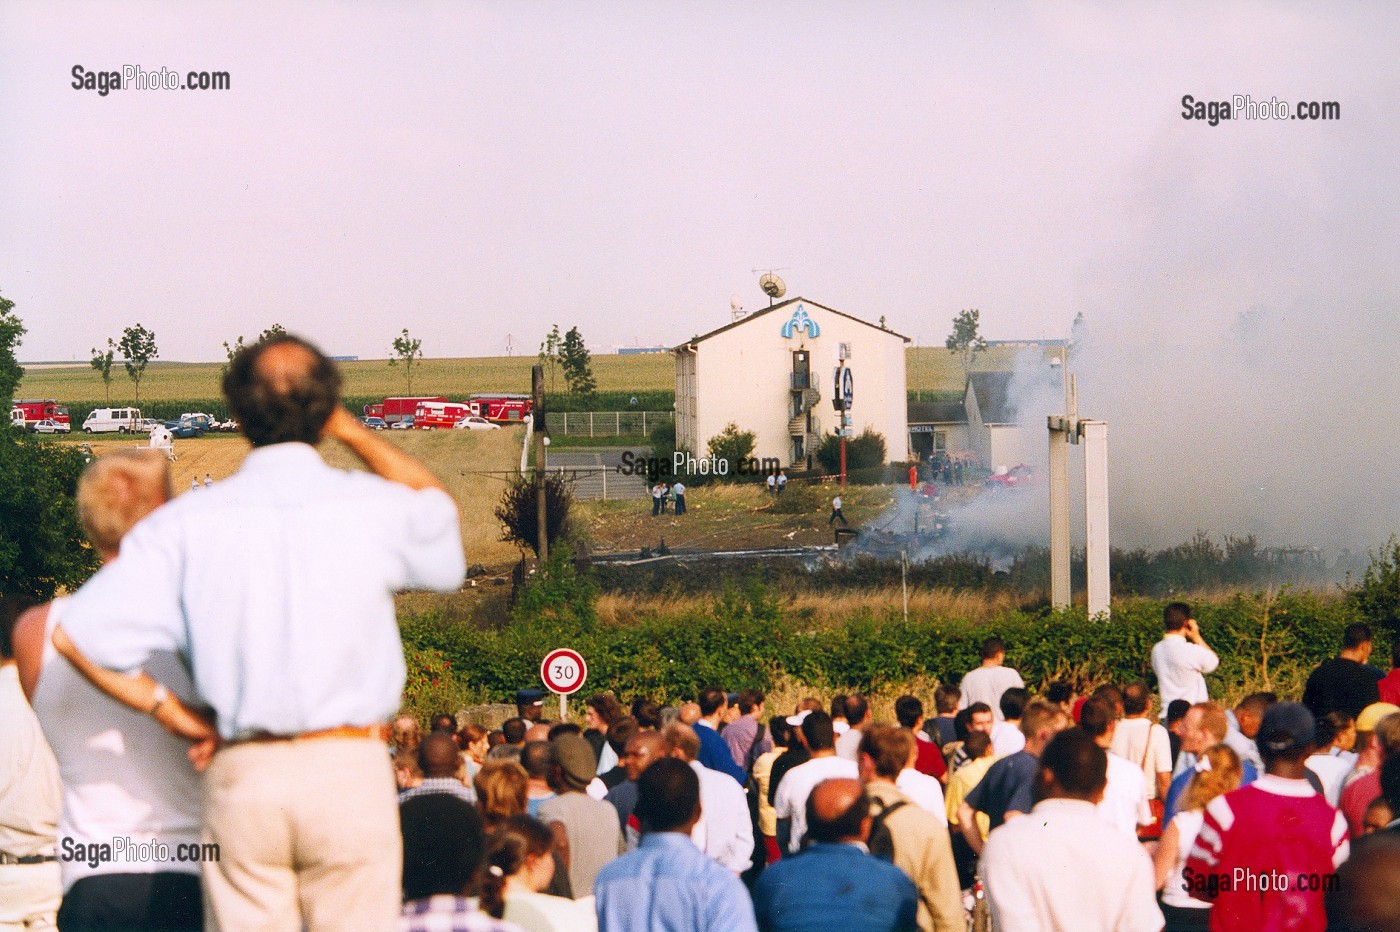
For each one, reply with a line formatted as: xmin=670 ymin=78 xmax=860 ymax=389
xmin=11 ymin=399 xmax=71 ymax=429
xmin=413 ymin=400 xmax=471 ymax=430
xmin=363 ymin=396 xmax=447 ymax=424
xmin=469 ymin=394 xmax=533 ymax=422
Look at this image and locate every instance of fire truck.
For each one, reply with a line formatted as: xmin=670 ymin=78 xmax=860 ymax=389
xmin=413 ymin=400 xmax=471 ymax=430
xmin=10 ymin=399 xmax=72 ymax=430
xmin=468 ymin=394 xmax=533 ymax=422
xmin=363 ymin=396 xmax=447 ymax=425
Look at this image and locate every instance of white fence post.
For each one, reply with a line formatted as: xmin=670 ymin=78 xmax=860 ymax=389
xmin=589 ymin=412 xmax=594 ymax=437
xmin=642 ymin=411 xmax=648 ymax=435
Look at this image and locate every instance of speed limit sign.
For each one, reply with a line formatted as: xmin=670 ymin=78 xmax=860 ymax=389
xmin=541 ymin=648 xmax=587 ymax=696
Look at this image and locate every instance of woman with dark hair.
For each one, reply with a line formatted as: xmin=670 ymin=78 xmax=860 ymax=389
xmin=584 ymin=693 xmax=625 ymax=771
xmin=480 ymin=815 xmax=596 ymax=932
xmin=459 ymin=723 xmax=490 ymax=784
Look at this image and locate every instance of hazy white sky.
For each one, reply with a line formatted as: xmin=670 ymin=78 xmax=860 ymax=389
xmin=1 ymin=1 xmax=1396 ymax=363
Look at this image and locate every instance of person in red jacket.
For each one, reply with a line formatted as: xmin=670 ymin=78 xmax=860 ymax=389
xmin=1184 ymin=702 xmax=1349 ymax=932
xmin=1378 ymin=638 xmax=1400 ymax=706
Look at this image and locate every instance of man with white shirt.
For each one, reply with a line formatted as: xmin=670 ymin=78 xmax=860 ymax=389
xmin=61 ymin=335 xmax=466 ymax=930
xmin=1078 ymin=697 xmax=1150 ymax=839
xmin=834 ymin=693 xmax=871 ymax=761
xmin=981 ymin=729 xmax=1163 ymax=932
xmin=775 ymin=710 xmax=858 ymax=852
xmin=990 ymin=688 xmax=1028 ymax=757
xmin=661 ymin=724 xmax=753 ymax=873
xmin=958 ymin=637 xmax=1024 ymax=722
xmin=1151 ymin=602 xmax=1219 ymax=718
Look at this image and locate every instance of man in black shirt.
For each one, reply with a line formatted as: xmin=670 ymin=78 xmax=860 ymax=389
xmin=1303 ymin=623 xmax=1383 ymax=720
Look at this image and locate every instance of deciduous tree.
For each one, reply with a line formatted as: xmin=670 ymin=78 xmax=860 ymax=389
xmin=559 ymin=326 xmax=596 ymax=395
xmin=538 ymin=324 xmax=562 ymax=393
xmin=389 ymin=328 xmax=424 ymax=393
xmin=0 ymin=291 xmax=24 ymax=407
xmin=118 ymin=324 xmax=158 ymax=406
xmin=90 ymin=340 xmax=115 ymax=403
xmin=945 ymin=308 xmax=988 ymax=372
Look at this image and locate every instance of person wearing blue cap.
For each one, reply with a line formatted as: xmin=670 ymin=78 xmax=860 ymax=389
xmin=517 ymin=688 xmax=547 ymax=723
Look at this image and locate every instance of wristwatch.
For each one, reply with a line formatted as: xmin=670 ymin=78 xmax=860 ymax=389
xmin=148 ymin=683 xmax=171 ymax=716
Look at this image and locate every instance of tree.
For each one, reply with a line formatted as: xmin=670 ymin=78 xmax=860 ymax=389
xmin=0 ymin=297 xmax=99 ymax=598
xmin=389 ymin=328 xmax=424 ymax=393
xmin=222 ymin=323 xmax=288 ymax=376
xmin=538 ymin=324 xmax=562 ymax=393
xmin=817 ymin=428 xmax=887 ymax=475
xmin=496 ymin=473 xmax=573 ymax=558
xmin=559 ymin=326 xmax=596 ymax=395
xmin=90 ymin=339 xmax=115 ymax=404
xmin=117 ymin=324 xmax=158 ymax=406
xmin=945 ymin=308 xmax=988 ymax=372
xmin=0 ymin=290 xmax=24 ymax=408
xmin=707 ymin=423 xmax=757 ymax=480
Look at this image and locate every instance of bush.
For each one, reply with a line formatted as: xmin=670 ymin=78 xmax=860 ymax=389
xmin=706 ymin=423 xmax=757 ymax=482
xmin=401 ymin=577 xmax=1356 ymax=709
xmin=1351 ymin=537 xmax=1400 ymax=642
xmin=816 ymin=428 xmax=886 ymax=474
xmin=495 ymin=473 xmax=573 ymax=558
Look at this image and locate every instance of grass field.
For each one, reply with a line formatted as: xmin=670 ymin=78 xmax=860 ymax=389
xmin=49 ymin=426 xmax=528 ymax=567
xmin=18 ymin=345 xmax=1026 ymax=407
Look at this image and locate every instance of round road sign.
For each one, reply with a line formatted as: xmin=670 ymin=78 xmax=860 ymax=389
xmin=540 ymin=648 xmax=588 ymax=695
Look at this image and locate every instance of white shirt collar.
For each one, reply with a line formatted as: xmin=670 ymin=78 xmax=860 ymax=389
xmin=239 ymin=442 xmax=325 ymax=474
xmin=1252 ymin=774 xmax=1318 ymax=798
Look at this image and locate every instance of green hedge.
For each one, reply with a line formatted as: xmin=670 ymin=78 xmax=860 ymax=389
xmin=401 ymin=585 xmax=1358 ymax=707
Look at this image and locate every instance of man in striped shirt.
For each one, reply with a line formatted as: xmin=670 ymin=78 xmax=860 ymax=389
xmin=1184 ymin=702 xmax=1349 ymax=932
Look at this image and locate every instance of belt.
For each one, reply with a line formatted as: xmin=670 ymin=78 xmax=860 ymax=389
xmin=225 ymin=724 xmax=389 ymax=747
xmin=0 ymin=852 xmax=57 ymax=865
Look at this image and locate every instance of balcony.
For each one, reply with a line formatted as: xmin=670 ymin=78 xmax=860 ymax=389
xmin=790 ymin=372 xmax=811 ymax=390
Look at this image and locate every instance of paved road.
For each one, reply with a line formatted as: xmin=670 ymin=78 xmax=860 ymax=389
xmin=546 ymin=448 xmax=649 ymax=500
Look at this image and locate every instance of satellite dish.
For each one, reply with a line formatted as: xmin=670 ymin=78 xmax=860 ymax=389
xmin=759 ymin=273 xmax=786 ymax=300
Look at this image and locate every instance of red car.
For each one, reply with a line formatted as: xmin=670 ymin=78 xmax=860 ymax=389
xmin=985 ymin=464 xmax=1039 ymax=489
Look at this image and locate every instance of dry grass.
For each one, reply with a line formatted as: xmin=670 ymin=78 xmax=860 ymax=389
xmin=62 ymin=426 xmax=528 ymax=567
xmin=595 ymin=586 xmax=1021 ymax=628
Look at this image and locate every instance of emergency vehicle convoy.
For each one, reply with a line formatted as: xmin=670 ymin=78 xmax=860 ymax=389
xmin=9 ymin=399 xmax=72 ymax=430
xmin=363 ymin=394 xmax=532 ymax=428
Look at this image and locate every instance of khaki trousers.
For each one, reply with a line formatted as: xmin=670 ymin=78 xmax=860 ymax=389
xmin=0 ymin=861 xmax=60 ymax=930
xmin=201 ymin=738 xmax=400 ymax=931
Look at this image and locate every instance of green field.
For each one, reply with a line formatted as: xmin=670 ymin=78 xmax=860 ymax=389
xmin=19 ymin=345 xmax=1024 ymax=408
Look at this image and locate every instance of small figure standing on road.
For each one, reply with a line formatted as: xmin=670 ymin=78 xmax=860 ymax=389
xmin=766 ymin=473 xmax=776 ymax=494
xmin=672 ymin=481 xmax=687 ymax=515
xmin=776 ymin=470 xmax=787 ymax=494
xmin=651 ymin=482 xmax=664 ymax=517
xmin=189 ymin=478 xmax=200 ymax=493
xmin=829 ymin=494 xmax=848 ymax=526
xmin=909 ymin=465 xmax=918 ymax=491
xmin=203 ymin=473 xmax=214 ymax=490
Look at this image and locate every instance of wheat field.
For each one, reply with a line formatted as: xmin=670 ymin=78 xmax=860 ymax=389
xmin=18 ymin=344 xmax=1023 ymax=405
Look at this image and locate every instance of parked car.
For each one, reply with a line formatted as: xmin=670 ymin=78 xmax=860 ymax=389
xmin=985 ymin=464 xmax=1039 ymax=489
xmin=136 ymin=418 xmax=163 ymax=433
xmin=162 ymin=417 xmax=207 ymax=439
xmin=390 ymin=416 xmax=415 ymax=430
xmin=214 ymin=418 xmax=239 ymax=432
xmin=361 ymin=416 xmax=387 ymax=430
xmin=32 ymin=418 xmax=70 ymax=434
xmin=452 ymin=416 xmax=499 ymax=431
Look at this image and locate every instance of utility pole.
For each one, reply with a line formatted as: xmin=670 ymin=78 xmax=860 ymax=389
xmin=532 ymin=365 xmax=548 ymax=564
xmin=1046 ymin=368 xmax=1112 ymax=618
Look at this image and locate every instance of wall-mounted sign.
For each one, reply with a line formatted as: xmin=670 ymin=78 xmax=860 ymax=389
xmin=781 ymin=304 xmax=820 ymax=339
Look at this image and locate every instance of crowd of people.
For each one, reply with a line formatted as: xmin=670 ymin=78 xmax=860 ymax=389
xmin=3 ymin=334 xmax=1400 ymax=931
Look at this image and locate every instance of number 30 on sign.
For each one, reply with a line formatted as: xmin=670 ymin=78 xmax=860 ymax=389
xmin=541 ymin=648 xmax=587 ymax=696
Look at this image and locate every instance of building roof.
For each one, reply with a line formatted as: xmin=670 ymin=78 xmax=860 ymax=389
xmin=674 ymin=296 xmax=910 ymax=350
xmin=966 ymin=371 xmax=1018 ymax=424
xmin=907 ymin=400 xmax=967 ymax=424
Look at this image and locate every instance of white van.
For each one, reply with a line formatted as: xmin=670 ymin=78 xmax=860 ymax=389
xmin=83 ymin=407 xmax=143 ymax=433
xmin=8 ymin=407 xmax=23 ymax=430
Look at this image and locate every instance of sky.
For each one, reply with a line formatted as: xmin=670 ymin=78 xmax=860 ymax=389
xmin=3 ymin=1 xmax=1397 ymax=549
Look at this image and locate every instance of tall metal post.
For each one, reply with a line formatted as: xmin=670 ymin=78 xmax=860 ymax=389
xmin=1048 ymin=426 xmax=1071 ymax=609
xmin=532 ymin=365 xmax=548 ymax=564
xmin=1082 ymin=421 xmax=1110 ymax=617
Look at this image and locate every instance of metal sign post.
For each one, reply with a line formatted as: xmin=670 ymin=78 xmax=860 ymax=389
xmin=540 ymin=648 xmax=588 ymax=721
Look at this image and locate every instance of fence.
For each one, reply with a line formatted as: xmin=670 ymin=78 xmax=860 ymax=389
xmin=551 ymin=411 xmax=672 ymax=437
xmin=549 ymin=465 xmax=649 ymax=501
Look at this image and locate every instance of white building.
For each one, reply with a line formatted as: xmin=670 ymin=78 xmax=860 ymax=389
xmin=674 ymin=297 xmax=910 ymax=469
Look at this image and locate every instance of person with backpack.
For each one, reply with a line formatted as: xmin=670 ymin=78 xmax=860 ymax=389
xmin=859 ymin=726 xmax=965 ymax=931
